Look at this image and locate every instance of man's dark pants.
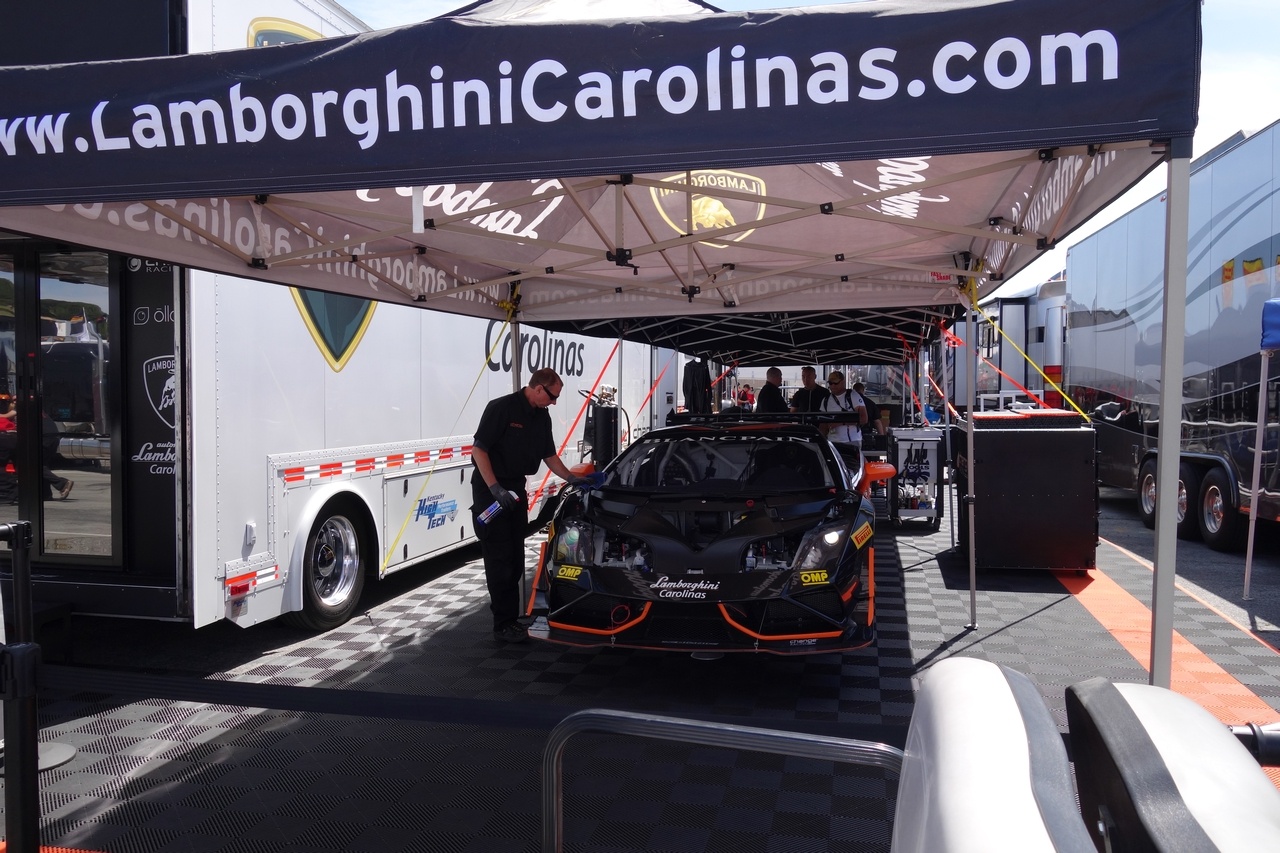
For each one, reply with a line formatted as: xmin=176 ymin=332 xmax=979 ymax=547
xmin=471 ymin=480 xmax=529 ymax=629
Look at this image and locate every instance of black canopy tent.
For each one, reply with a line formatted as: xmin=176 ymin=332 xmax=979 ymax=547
xmin=0 ymin=0 xmax=1202 ymax=684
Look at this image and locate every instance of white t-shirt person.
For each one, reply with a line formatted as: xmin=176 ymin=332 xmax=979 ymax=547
xmin=820 ymin=374 xmax=867 ymax=445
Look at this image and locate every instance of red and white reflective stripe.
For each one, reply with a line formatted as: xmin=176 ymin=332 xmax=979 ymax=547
xmin=281 ymin=445 xmax=472 ymax=485
xmin=225 ymin=565 xmax=279 ymax=598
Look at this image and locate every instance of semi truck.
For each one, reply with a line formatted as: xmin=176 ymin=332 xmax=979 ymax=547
xmin=0 ymin=0 xmax=682 ymax=629
xmin=1065 ymin=121 xmax=1280 ymax=551
xmin=965 ymin=121 xmax=1280 ymax=552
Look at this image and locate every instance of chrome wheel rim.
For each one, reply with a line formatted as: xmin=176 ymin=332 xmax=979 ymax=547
xmin=1140 ymin=472 xmax=1157 ymax=517
xmin=1202 ymin=484 xmax=1225 ymax=535
xmin=310 ymin=515 xmax=360 ymax=607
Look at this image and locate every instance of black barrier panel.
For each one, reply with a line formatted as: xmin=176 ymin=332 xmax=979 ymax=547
xmin=954 ymin=425 xmax=1097 ymax=570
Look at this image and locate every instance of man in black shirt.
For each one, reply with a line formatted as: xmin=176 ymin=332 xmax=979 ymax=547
xmin=789 ymin=366 xmax=830 ymax=413
xmin=853 ymin=381 xmax=887 ymax=441
xmin=471 ymin=367 xmax=589 ymax=643
xmin=754 ymin=367 xmax=788 ymax=413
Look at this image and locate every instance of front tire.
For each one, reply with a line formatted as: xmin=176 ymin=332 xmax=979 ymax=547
xmin=285 ymin=501 xmax=368 ymax=631
xmin=1199 ymin=467 xmax=1246 ymax=552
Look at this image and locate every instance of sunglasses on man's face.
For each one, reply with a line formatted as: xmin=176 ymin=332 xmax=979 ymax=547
xmin=540 ymin=385 xmax=560 ymax=402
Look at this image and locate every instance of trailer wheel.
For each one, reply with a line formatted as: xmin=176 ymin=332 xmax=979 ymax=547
xmin=286 ymin=502 xmax=367 ymax=631
xmin=1137 ymin=459 xmax=1158 ymax=529
xmin=1136 ymin=459 xmax=1201 ymax=539
xmin=1176 ymin=463 xmax=1201 ymax=540
xmin=1198 ymin=468 xmax=1246 ymax=552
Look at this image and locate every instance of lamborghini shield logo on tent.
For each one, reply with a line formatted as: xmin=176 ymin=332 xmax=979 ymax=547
xmin=650 ymin=170 xmax=767 ymax=248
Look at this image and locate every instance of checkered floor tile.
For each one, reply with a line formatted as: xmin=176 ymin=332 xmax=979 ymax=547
xmin=7 ymin=499 xmax=1280 ymax=851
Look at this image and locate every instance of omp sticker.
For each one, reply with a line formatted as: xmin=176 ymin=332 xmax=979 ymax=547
xmin=799 ymin=570 xmax=829 ymax=585
xmin=557 ymin=566 xmax=583 ymax=580
xmin=852 ymin=522 xmax=874 ymax=549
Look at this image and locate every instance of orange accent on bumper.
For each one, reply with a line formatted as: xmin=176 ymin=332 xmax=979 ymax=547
xmin=718 ymin=603 xmax=843 ymax=640
xmin=549 ymin=601 xmax=651 ymax=635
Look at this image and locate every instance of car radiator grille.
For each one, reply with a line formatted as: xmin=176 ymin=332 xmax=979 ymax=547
xmin=734 ymin=590 xmax=846 ymax=636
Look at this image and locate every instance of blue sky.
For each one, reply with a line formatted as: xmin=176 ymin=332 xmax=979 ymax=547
xmin=338 ymin=0 xmax=1280 ymax=291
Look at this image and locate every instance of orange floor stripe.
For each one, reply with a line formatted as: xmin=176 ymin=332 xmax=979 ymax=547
xmin=0 ymin=846 xmax=107 ymax=852
xmin=1055 ymin=565 xmax=1280 ymax=787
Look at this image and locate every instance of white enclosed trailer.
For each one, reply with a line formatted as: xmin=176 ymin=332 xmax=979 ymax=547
xmin=0 ymin=0 xmax=678 ymax=629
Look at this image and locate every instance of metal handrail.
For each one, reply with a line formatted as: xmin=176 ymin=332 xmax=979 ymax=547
xmin=542 ymin=707 xmax=905 ymax=852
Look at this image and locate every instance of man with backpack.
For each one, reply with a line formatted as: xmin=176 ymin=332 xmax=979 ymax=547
xmin=819 ymin=371 xmax=867 ymax=449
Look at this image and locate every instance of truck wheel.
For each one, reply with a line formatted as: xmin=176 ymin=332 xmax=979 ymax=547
xmin=1137 ymin=459 xmax=1158 ymax=529
xmin=1176 ymin=463 xmax=1201 ymax=540
xmin=1198 ymin=468 xmax=1246 ymax=552
xmin=286 ymin=502 xmax=367 ymax=631
xmin=1136 ymin=460 xmax=1201 ymax=539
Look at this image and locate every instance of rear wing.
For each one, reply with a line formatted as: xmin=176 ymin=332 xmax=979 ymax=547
xmin=665 ymin=411 xmax=862 ymax=427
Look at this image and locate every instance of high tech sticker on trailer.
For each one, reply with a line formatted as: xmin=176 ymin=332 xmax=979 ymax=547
xmin=414 ymin=494 xmax=458 ymax=530
xmin=852 ymin=522 xmax=874 ymax=549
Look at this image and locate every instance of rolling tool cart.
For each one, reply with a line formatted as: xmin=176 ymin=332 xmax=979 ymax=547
xmin=889 ymin=427 xmax=944 ymax=529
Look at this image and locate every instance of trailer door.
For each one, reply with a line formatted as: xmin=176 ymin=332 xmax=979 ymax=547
xmin=0 ymin=244 xmax=120 ymax=561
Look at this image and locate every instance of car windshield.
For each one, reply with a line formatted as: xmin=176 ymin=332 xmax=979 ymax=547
xmin=606 ymin=434 xmax=835 ymax=492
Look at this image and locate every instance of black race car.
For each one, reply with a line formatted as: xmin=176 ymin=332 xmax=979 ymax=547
xmin=526 ymin=420 xmax=891 ymax=654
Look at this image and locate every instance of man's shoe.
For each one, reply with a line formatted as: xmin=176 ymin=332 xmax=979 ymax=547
xmin=493 ymin=622 xmax=529 ymax=644
xmin=59 ymin=481 xmax=74 ymax=500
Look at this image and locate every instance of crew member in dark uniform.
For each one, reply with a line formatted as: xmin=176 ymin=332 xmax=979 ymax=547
xmin=471 ymin=367 xmax=589 ymax=643
xmin=754 ymin=367 xmax=788 ymax=414
xmin=788 ymin=366 xmax=830 ymax=412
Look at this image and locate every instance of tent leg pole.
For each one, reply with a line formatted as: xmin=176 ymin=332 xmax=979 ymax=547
xmin=965 ymin=302 xmax=978 ymax=630
xmin=1244 ymin=351 xmax=1270 ymax=600
xmin=1150 ymin=142 xmax=1192 ymax=689
xmin=941 ymin=338 xmax=956 ymax=551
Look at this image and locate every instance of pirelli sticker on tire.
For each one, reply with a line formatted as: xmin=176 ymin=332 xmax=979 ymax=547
xmin=852 ymin=522 xmax=874 ymax=549
xmin=556 ymin=565 xmax=583 ymax=580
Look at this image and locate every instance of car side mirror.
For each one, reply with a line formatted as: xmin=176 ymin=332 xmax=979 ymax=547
xmin=864 ymin=461 xmax=896 ymax=484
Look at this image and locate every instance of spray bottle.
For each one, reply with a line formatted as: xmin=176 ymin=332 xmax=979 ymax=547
xmin=478 ymin=490 xmax=520 ymax=525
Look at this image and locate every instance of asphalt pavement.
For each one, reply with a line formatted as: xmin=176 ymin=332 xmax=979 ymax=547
xmin=1096 ymin=486 xmax=1280 ymax=645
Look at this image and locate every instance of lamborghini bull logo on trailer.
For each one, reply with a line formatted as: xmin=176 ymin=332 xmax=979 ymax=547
xmin=651 ymin=170 xmax=767 ymax=248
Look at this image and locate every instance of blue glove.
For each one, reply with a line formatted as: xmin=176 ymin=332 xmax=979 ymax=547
xmin=489 ymin=483 xmax=519 ymax=511
xmin=568 ymin=472 xmax=606 ymax=489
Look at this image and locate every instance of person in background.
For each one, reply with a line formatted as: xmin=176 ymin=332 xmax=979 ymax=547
xmin=853 ymin=381 xmax=887 ymax=438
xmin=819 ymin=371 xmax=867 ymax=449
xmin=0 ymin=402 xmax=74 ymax=501
xmin=735 ymin=383 xmax=755 ymax=412
xmin=0 ymin=397 xmax=15 ymax=505
xmin=754 ymin=367 xmax=787 ymax=413
xmin=42 ymin=409 xmax=73 ymax=500
xmin=789 ymin=366 xmax=830 ymax=413
xmin=470 ymin=367 xmax=592 ymax=644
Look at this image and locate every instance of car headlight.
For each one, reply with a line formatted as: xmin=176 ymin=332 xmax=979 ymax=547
xmin=792 ymin=520 xmax=851 ymax=572
xmin=554 ymin=520 xmax=596 ymax=565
